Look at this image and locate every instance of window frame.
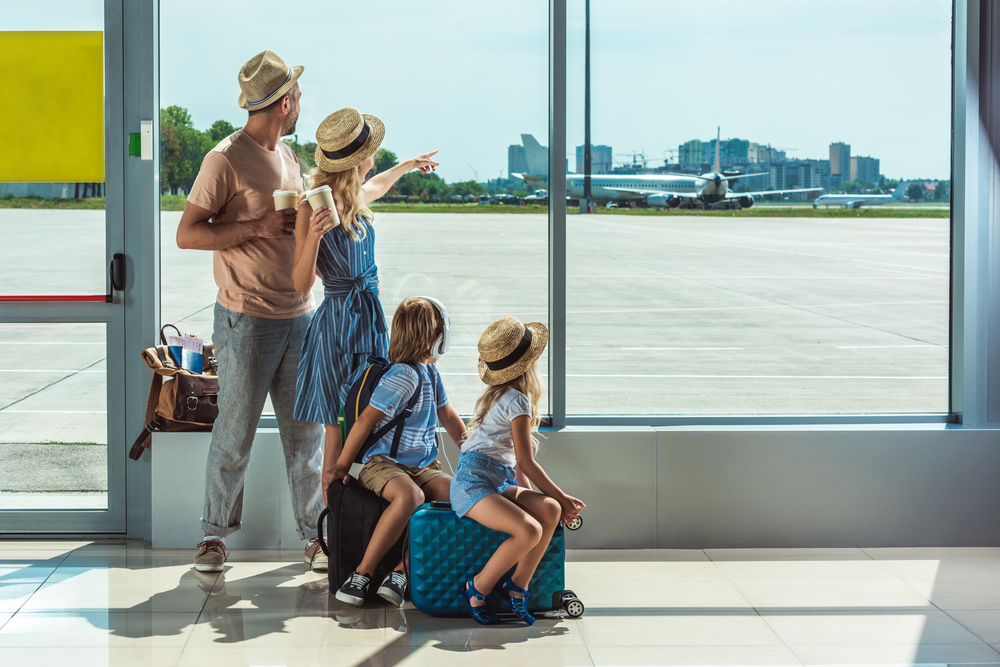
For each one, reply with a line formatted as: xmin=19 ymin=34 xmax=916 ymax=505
xmin=251 ymin=0 xmax=992 ymax=431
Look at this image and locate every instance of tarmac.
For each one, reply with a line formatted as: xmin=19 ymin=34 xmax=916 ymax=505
xmin=0 ymin=209 xmax=950 ymax=496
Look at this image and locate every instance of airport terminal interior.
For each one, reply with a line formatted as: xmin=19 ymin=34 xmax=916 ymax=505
xmin=3 ymin=0 xmax=1000 ymax=665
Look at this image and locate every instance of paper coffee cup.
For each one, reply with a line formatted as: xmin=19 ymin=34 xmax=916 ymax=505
xmin=273 ymin=190 xmax=299 ymax=211
xmin=305 ymin=185 xmax=340 ymax=229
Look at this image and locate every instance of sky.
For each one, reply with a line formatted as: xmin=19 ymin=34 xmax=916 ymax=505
xmin=8 ymin=0 xmax=953 ymax=181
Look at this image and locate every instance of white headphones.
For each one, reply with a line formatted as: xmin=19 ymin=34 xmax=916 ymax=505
xmin=417 ymin=295 xmax=451 ymax=360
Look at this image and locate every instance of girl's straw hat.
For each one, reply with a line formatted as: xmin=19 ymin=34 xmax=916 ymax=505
xmin=237 ymin=50 xmax=304 ymax=111
xmin=315 ymin=108 xmax=385 ymax=173
xmin=477 ymin=316 xmax=549 ymax=386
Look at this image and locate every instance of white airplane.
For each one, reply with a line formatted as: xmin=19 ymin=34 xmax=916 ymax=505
xmin=516 ymin=128 xmax=822 ymax=209
xmin=812 ymin=181 xmax=909 ymax=208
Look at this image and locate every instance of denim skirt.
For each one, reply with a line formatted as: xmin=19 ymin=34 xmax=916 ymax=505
xmin=450 ymin=450 xmax=518 ymax=518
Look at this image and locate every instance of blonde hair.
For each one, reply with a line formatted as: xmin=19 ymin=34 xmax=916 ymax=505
xmin=468 ymin=362 xmax=544 ymax=453
xmin=388 ymin=298 xmax=444 ymax=365
xmin=307 ymin=165 xmax=372 ymax=241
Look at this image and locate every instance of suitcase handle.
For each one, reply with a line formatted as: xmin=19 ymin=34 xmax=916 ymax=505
xmin=429 ymin=501 xmax=451 ymax=510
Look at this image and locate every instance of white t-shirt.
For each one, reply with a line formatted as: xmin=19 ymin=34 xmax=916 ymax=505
xmin=461 ymin=388 xmax=532 ymax=467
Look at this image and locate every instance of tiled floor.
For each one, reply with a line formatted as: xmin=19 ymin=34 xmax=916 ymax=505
xmin=3 ymin=542 xmax=1000 ymax=666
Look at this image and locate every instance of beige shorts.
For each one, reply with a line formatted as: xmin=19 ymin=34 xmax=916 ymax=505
xmin=358 ymin=456 xmax=449 ymax=497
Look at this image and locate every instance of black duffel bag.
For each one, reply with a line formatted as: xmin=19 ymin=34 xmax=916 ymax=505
xmin=317 ymin=476 xmax=405 ymax=599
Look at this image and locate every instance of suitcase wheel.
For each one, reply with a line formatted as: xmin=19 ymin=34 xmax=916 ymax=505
xmin=563 ymin=589 xmax=577 ymax=599
xmin=564 ymin=515 xmax=583 ymax=531
xmin=564 ymin=597 xmax=585 ymax=618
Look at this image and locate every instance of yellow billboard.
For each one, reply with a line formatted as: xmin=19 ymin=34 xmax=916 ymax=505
xmin=0 ymin=31 xmax=104 ymax=183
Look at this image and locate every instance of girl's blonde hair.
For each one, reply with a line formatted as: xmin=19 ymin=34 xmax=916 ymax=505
xmin=388 ymin=298 xmax=444 ymax=365
xmin=307 ymin=166 xmax=372 ymax=241
xmin=468 ymin=362 xmax=544 ymax=452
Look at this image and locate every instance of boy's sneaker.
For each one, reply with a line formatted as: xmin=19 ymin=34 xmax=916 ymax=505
xmin=193 ymin=539 xmax=226 ymax=572
xmin=336 ymin=571 xmax=371 ymax=606
xmin=377 ymin=570 xmax=407 ymax=607
xmin=304 ymin=539 xmax=328 ymax=571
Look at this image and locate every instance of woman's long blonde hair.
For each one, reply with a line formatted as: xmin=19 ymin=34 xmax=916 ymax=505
xmin=468 ymin=362 xmax=544 ymax=453
xmin=307 ymin=166 xmax=372 ymax=241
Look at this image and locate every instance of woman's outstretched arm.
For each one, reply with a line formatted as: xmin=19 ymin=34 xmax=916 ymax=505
xmin=363 ymin=151 xmax=440 ymax=204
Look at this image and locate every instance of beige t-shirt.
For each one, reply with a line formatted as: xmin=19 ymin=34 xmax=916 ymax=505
xmin=187 ymin=130 xmax=314 ymax=319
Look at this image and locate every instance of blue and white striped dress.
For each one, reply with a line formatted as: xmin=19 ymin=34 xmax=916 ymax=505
xmin=294 ymin=216 xmax=389 ymax=425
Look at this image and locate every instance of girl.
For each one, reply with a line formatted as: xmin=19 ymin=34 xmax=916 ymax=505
xmin=291 ymin=108 xmax=439 ymax=500
xmin=451 ymin=316 xmax=585 ymax=625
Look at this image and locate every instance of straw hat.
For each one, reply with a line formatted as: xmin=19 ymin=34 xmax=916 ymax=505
xmin=477 ymin=316 xmax=549 ymax=386
xmin=314 ymin=108 xmax=385 ymax=173
xmin=237 ymin=50 xmax=304 ymax=111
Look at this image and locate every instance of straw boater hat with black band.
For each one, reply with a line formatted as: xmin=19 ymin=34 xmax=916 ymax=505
xmin=478 ymin=316 xmax=549 ymax=386
xmin=315 ymin=108 xmax=385 ymax=173
xmin=237 ymin=50 xmax=304 ymax=111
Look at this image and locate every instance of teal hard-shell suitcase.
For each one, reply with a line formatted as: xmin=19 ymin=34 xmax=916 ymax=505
xmin=407 ymin=501 xmax=584 ymax=617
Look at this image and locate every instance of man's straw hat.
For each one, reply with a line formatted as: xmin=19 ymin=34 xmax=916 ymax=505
xmin=315 ymin=108 xmax=385 ymax=173
xmin=477 ymin=316 xmax=549 ymax=386
xmin=237 ymin=50 xmax=304 ymax=111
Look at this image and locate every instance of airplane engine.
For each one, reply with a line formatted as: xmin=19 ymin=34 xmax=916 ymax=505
xmin=738 ymin=196 xmax=754 ymax=209
xmin=666 ymin=196 xmax=682 ymax=209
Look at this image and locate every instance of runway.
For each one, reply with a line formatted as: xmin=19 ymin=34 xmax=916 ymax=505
xmin=1 ymin=210 xmax=949 ymax=452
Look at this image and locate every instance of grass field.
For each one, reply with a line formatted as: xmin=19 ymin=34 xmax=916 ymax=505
xmin=0 ymin=196 xmax=951 ymax=218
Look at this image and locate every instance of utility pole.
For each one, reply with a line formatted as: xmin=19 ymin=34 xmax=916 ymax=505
xmin=580 ymin=0 xmax=591 ymax=214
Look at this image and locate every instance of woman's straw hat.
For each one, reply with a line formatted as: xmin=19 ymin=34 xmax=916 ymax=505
xmin=314 ymin=108 xmax=385 ymax=173
xmin=477 ymin=316 xmax=549 ymax=386
xmin=237 ymin=50 xmax=304 ymax=111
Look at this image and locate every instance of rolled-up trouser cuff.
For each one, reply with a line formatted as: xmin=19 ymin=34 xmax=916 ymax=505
xmin=201 ymin=518 xmax=242 ymax=539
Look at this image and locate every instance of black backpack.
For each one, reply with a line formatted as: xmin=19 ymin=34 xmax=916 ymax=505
xmin=317 ymin=477 xmax=404 ymax=597
xmin=339 ymin=356 xmax=423 ymax=463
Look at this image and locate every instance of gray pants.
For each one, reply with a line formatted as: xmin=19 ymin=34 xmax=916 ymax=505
xmin=201 ymin=303 xmax=324 ymax=541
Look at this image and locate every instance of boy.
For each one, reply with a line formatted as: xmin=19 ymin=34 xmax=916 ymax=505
xmin=328 ymin=297 xmax=467 ymax=606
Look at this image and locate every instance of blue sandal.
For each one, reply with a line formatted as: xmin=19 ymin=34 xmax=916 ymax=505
xmin=501 ymin=576 xmax=535 ymax=626
xmin=460 ymin=577 xmax=502 ymax=625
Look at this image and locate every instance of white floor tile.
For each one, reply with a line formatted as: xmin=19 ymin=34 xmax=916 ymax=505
xmin=187 ymin=609 xmax=385 ymax=647
xmin=587 ymin=643 xmax=803 ymax=665
xmin=713 ymin=558 xmax=899 ymax=582
xmin=733 ymin=579 xmax=934 ymax=609
xmin=0 ymin=584 xmax=42 ymax=613
xmin=0 ymin=646 xmax=183 ymax=667
xmin=760 ymin=609 xmax=984 ymax=646
xmin=386 ymin=644 xmax=595 ymax=667
xmin=790 ymin=642 xmax=1000 ymax=665
xmin=0 ymin=611 xmax=197 ymax=647
xmin=949 ymin=609 xmax=1000 ymax=643
xmin=908 ymin=579 xmax=1000 ymax=609
xmin=576 ymin=610 xmax=783 ymax=646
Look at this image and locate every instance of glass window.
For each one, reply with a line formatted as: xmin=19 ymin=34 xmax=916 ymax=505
xmin=564 ymin=0 xmax=951 ymax=415
xmin=160 ymin=1 xmax=549 ymax=416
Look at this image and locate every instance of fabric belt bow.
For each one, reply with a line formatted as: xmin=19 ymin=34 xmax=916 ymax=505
xmin=323 ymin=269 xmax=387 ymax=336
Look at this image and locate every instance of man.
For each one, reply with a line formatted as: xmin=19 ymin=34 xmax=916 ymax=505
xmin=177 ymin=50 xmax=327 ymax=572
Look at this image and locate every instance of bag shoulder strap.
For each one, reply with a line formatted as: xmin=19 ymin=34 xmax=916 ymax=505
xmin=129 ymin=371 xmax=164 ymax=461
xmin=365 ymin=364 xmax=423 ymax=460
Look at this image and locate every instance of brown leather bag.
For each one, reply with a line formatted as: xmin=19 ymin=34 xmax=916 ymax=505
xmin=129 ymin=324 xmax=219 ymax=461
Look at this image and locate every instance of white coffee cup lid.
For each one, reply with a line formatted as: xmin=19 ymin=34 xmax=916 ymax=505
xmin=305 ymin=185 xmax=332 ymax=197
xmin=273 ymin=190 xmax=298 ymax=196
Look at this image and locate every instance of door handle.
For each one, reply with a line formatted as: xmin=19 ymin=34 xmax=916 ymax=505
xmin=107 ymin=253 xmax=125 ymax=301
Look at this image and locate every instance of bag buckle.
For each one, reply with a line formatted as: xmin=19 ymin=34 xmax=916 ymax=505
xmin=186 ymin=396 xmax=199 ymax=411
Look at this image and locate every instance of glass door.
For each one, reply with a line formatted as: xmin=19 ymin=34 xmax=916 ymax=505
xmin=0 ymin=0 xmax=127 ymax=532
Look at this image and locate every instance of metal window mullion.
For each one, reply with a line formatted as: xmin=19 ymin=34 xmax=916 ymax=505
xmin=549 ymin=0 xmax=567 ymax=429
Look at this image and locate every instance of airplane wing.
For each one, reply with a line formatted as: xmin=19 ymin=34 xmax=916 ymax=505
xmin=727 ymin=187 xmax=823 ymax=198
xmin=604 ymin=186 xmax=698 ymax=200
xmin=722 ymin=172 xmax=769 ymax=181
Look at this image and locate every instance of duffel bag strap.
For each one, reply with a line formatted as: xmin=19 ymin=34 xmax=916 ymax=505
xmin=128 ymin=371 xmax=164 ymax=461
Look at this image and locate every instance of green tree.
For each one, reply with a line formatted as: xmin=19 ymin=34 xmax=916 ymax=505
xmin=375 ymin=148 xmax=398 ymax=175
xmin=159 ymin=106 xmax=213 ymax=194
xmin=451 ymin=180 xmax=486 ymax=198
xmin=283 ymin=138 xmax=317 ymax=176
xmin=906 ymin=182 xmax=925 ymax=201
xmin=208 ymin=119 xmax=238 ymax=142
xmin=395 ymin=171 xmax=451 ymax=199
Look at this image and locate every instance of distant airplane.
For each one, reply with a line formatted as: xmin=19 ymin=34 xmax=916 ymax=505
xmin=516 ymin=128 xmax=821 ymax=209
xmin=811 ymin=181 xmax=909 ymax=208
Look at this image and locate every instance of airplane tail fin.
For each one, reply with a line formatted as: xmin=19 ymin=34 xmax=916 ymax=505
xmin=714 ymin=126 xmax=721 ymax=175
xmin=892 ymin=180 xmax=910 ymax=198
xmin=521 ymin=134 xmax=549 ymax=177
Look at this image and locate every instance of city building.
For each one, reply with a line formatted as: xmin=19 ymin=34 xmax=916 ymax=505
xmin=851 ymin=155 xmax=881 ymax=184
xmin=575 ymin=144 xmax=612 ymax=174
xmin=830 ymin=141 xmax=851 ymax=185
xmin=508 ymin=144 xmax=527 ymax=179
